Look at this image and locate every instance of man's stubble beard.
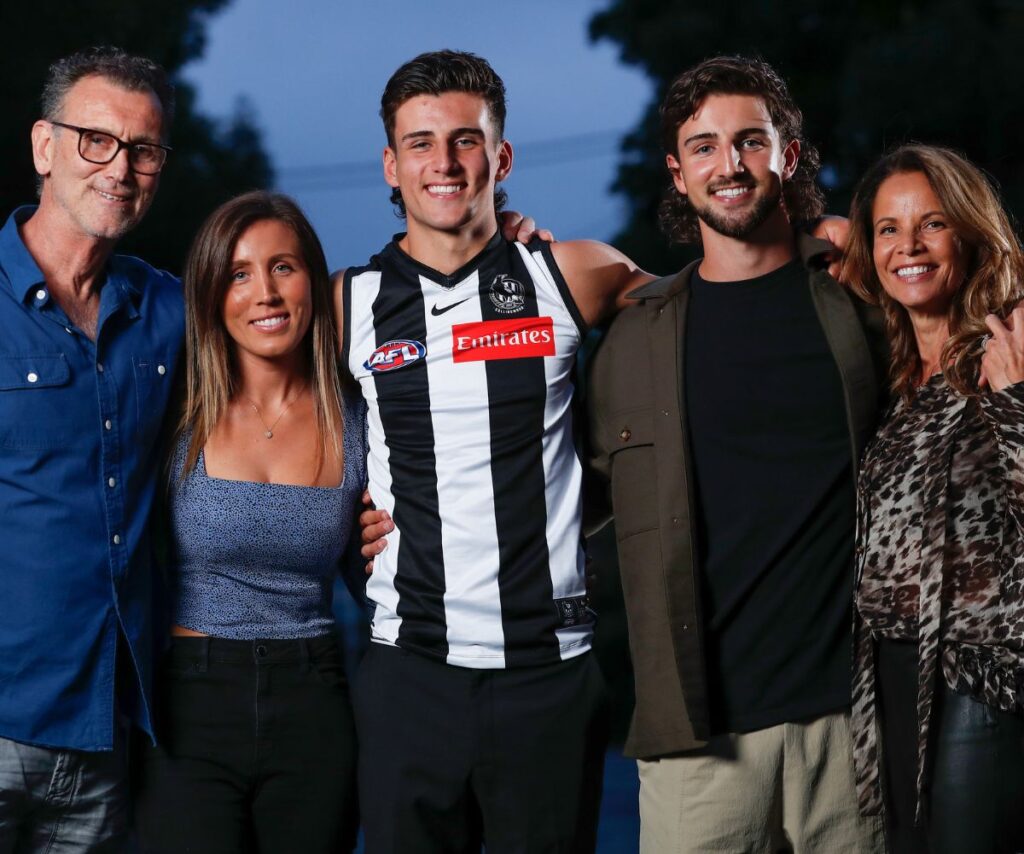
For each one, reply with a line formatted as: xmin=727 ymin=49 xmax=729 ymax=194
xmin=692 ymin=178 xmax=783 ymax=240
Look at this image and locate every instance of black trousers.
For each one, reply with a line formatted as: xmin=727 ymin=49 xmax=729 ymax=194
xmin=353 ymin=644 xmax=609 ymax=854
xmin=877 ymin=639 xmax=1024 ymax=854
xmin=133 ymin=635 xmax=358 ymax=853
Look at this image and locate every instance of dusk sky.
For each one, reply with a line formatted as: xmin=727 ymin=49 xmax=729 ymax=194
xmin=184 ymin=0 xmax=651 ymax=269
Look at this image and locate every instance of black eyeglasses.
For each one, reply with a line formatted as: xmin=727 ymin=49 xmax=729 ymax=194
xmin=49 ymin=121 xmax=172 ymax=175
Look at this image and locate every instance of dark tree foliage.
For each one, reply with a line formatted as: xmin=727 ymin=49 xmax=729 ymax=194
xmin=0 ymin=2 xmax=273 ymax=274
xmin=589 ymin=0 xmax=1024 ymax=275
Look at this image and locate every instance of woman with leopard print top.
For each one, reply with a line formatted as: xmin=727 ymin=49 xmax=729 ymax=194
xmin=842 ymin=145 xmax=1024 ymax=853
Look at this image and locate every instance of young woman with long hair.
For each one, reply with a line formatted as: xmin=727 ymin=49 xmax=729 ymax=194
xmin=134 ymin=191 xmax=364 ymax=853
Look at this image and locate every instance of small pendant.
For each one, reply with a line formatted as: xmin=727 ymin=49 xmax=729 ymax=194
xmin=265 ymin=430 xmax=273 ymax=439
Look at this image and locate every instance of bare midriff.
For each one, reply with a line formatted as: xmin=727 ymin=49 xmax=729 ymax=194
xmin=171 ymin=625 xmax=209 ymax=637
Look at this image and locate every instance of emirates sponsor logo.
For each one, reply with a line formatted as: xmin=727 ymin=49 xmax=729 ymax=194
xmin=452 ymin=317 xmax=555 ymax=363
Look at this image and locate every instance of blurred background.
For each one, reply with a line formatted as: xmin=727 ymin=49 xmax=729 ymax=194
xmin=5 ymin=1 xmax=1024 ymax=276
xmin=5 ymin=1 xmax=1024 ymax=849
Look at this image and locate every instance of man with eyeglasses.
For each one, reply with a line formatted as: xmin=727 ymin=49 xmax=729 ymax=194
xmin=0 ymin=47 xmax=182 ymax=851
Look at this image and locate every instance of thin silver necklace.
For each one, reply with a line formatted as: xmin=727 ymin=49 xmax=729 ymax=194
xmin=243 ymin=384 xmax=307 ymax=439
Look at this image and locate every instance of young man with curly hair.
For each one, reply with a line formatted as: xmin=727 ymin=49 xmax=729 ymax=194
xmin=587 ymin=56 xmax=888 ymax=851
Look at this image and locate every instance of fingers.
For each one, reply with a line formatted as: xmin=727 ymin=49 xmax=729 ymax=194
xmin=810 ymin=215 xmax=850 ymax=253
xmin=498 ymin=210 xmax=525 ymax=241
xmin=512 ymin=216 xmax=555 ymax=244
xmin=1006 ymin=303 xmax=1024 ymax=332
xmin=984 ymin=313 xmax=1009 ymax=339
xmin=514 ymin=215 xmax=537 ymax=243
xmin=981 ymin=309 xmax=1024 ymax=391
xmin=359 ymin=499 xmax=393 ymax=561
xmin=360 ymin=509 xmax=392 ymax=543
xmin=360 ymin=516 xmax=392 ymax=544
xmin=360 ymin=534 xmax=388 ymax=561
xmin=359 ymin=488 xmax=382 ymax=568
xmin=495 ymin=211 xmax=555 ymax=244
xmin=360 ymin=542 xmax=386 ymax=561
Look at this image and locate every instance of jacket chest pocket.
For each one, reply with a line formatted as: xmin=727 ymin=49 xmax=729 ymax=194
xmin=607 ymin=406 xmax=658 ymax=541
xmin=0 ymin=354 xmax=75 ymax=449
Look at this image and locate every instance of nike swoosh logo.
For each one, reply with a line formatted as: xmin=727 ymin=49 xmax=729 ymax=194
xmin=431 ymin=298 xmax=471 ymax=316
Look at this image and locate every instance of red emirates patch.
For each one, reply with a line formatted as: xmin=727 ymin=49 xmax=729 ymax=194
xmin=451 ymin=317 xmax=556 ymax=362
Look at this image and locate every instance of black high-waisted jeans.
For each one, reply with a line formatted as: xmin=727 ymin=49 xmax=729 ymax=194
xmin=133 ymin=635 xmax=357 ymax=853
xmin=877 ymin=639 xmax=1024 ymax=854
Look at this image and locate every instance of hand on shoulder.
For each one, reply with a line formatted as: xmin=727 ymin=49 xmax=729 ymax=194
xmin=498 ymin=210 xmax=555 ymax=245
xmin=810 ymin=215 xmax=849 ymax=282
xmin=981 ymin=306 xmax=1024 ymax=392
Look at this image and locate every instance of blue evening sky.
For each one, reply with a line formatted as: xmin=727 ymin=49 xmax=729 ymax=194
xmin=183 ymin=0 xmax=651 ymax=269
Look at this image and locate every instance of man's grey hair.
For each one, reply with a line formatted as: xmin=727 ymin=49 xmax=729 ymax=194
xmin=36 ymin=46 xmax=175 ymax=196
xmin=41 ymin=46 xmax=175 ymax=133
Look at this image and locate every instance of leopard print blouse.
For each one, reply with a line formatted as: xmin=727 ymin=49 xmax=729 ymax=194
xmin=852 ymin=375 xmax=1024 ymax=822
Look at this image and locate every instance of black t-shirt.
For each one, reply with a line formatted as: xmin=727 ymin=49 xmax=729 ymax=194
xmin=685 ymin=258 xmax=855 ymax=734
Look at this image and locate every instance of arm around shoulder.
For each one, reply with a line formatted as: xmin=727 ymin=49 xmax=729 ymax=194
xmin=550 ymin=240 xmax=654 ymax=329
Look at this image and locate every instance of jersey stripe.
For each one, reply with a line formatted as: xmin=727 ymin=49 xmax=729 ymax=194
xmin=477 ymin=248 xmax=560 ymax=665
xmin=368 ymin=265 xmax=448 ymax=656
xmin=347 ymin=270 xmax=403 ymax=638
xmin=524 ymin=246 xmax=590 ymax=656
xmin=419 ymin=270 xmax=507 ymax=664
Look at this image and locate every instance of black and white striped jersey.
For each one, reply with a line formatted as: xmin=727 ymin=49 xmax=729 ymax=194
xmin=344 ymin=233 xmax=592 ymax=669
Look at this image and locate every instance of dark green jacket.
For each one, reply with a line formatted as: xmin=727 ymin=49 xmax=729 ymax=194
xmin=586 ymin=234 xmax=889 ymax=759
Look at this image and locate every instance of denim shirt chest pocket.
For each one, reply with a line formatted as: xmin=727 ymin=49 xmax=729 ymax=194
xmin=0 ymin=354 xmax=73 ymax=449
xmin=132 ymin=353 xmax=173 ymax=446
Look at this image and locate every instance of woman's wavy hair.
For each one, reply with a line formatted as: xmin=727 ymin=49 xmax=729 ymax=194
xmin=658 ymin=55 xmax=825 ymax=245
xmin=178 ymin=191 xmax=345 ymax=479
xmin=842 ymin=144 xmax=1024 ymax=401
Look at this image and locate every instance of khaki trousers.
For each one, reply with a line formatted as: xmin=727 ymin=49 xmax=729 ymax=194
xmin=638 ymin=712 xmax=885 ymax=853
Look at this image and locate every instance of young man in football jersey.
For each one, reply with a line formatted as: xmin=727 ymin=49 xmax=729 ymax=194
xmin=338 ymin=49 xmax=654 ymax=853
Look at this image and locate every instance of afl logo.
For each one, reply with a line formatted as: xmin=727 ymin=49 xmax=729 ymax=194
xmin=364 ymin=339 xmax=426 ymax=373
xmin=489 ymin=274 xmax=526 ymax=314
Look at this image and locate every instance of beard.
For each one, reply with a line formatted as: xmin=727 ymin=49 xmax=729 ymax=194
xmin=692 ymin=178 xmax=783 ymax=239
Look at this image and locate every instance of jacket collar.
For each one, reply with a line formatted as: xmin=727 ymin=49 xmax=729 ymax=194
xmin=627 ymin=231 xmax=834 ymax=301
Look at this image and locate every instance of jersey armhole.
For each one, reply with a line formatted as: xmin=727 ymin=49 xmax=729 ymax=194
xmin=531 ymin=238 xmax=588 ymax=338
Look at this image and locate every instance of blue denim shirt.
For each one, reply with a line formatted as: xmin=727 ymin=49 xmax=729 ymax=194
xmin=0 ymin=207 xmax=184 ymax=750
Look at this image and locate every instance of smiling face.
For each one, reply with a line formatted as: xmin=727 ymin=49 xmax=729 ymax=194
xmin=666 ymin=93 xmax=799 ymax=240
xmin=32 ymin=75 xmax=164 ymax=242
xmin=871 ymin=171 xmax=968 ymax=319
xmin=383 ymin=91 xmax=512 ymax=237
xmin=222 ymin=219 xmax=313 ymax=366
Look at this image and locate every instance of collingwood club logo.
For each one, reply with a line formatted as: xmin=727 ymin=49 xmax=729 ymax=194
xmin=488 ymin=274 xmax=526 ymax=314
